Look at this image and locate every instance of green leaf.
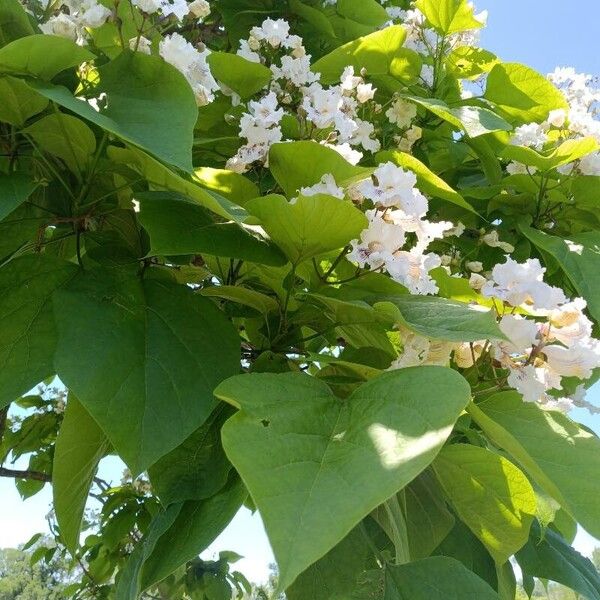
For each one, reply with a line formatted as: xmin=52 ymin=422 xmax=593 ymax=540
xmin=335 ymin=0 xmax=389 ymax=27
xmin=484 ymin=63 xmax=568 ymax=122
xmin=136 ymin=191 xmax=286 ymax=266
xmin=29 ymin=51 xmax=197 ymax=172
xmin=446 ymin=46 xmax=498 ymax=80
xmin=23 ymin=113 xmax=96 ymax=174
xmin=0 ymin=172 xmax=38 ymax=221
xmin=0 ymin=255 xmax=77 ymax=409
xmin=383 ymin=556 xmax=500 ymax=599
xmin=246 ymin=193 xmax=367 ymax=264
xmin=114 ymin=503 xmax=183 ymax=600
xmin=206 ymin=52 xmax=272 ymax=99
xmin=269 ymin=141 xmax=370 ymax=198
xmin=200 ymin=285 xmax=279 ymax=315
xmin=405 ymin=470 xmax=455 ymax=560
xmin=286 ymin=526 xmax=371 ymax=600
xmin=312 ymin=25 xmax=422 ymax=87
xmin=414 ymin=0 xmax=484 ymax=35
xmin=518 ymin=224 xmax=600 ymax=322
xmin=433 ymin=444 xmax=536 ymax=563
xmin=0 ymin=35 xmax=93 ymax=79
xmin=53 ymin=269 xmax=240 ymax=474
xmin=0 ymin=75 xmax=48 ymax=126
xmin=139 ymin=475 xmax=247 ymax=591
xmin=434 ymin=520 xmax=498 ymax=590
xmin=373 ymin=295 xmax=506 ymax=342
xmin=289 ymin=0 xmax=336 ymax=38
xmin=402 ymin=96 xmax=512 ymax=138
xmin=53 ymin=396 xmax=110 ymax=553
xmin=0 ymin=0 xmax=35 ymax=47
xmin=516 ymin=521 xmax=600 ymax=600
xmin=469 ymin=392 xmax=600 ymax=539
xmin=108 ymin=146 xmax=250 ymax=222
xmin=375 ymin=150 xmax=476 ymax=212
xmin=216 ymin=367 xmax=471 ymax=590
xmin=148 ymin=406 xmax=233 ymax=506
xmin=501 ymin=137 xmax=599 ymax=172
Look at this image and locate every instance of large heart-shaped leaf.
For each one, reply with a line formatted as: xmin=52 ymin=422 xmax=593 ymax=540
xmin=54 ymin=269 xmax=240 ymax=474
xmin=29 ymin=51 xmax=197 ymax=171
xmin=0 ymin=35 xmax=93 ymax=79
xmin=0 ymin=255 xmax=77 ymax=409
xmin=215 ymin=367 xmax=471 ymax=590
xmin=484 ymin=63 xmax=568 ymax=122
xmin=414 ymin=0 xmax=484 ymax=35
xmin=312 ymin=25 xmax=422 ymax=87
xmin=433 ymin=444 xmax=536 ymax=563
xmin=0 ymin=76 xmax=48 ymax=126
xmin=469 ymin=392 xmax=600 ymax=539
xmin=246 ymin=193 xmax=367 ymax=265
xmin=53 ymin=396 xmax=110 ymax=553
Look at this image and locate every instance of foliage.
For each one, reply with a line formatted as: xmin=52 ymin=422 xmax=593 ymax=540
xmin=1 ymin=0 xmax=600 ymax=598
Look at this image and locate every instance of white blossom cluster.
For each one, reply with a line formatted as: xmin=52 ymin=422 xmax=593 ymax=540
xmin=227 ymin=19 xmax=383 ymax=172
xmin=508 ymin=67 xmax=600 ymax=176
xmin=389 ymin=255 xmax=600 ymax=413
xmin=158 ymin=32 xmax=219 ymax=106
xmin=36 ymin=0 xmax=112 ymax=43
xmin=346 ymin=161 xmax=453 ymax=294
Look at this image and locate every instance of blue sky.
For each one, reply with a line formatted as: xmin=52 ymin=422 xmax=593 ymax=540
xmin=1 ymin=0 xmax=600 ymax=585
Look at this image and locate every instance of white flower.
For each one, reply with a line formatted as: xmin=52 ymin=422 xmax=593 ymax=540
xmin=80 ymin=2 xmax=111 ymax=27
xmin=129 ymin=36 xmax=152 ymax=54
xmin=481 ymin=230 xmax=515 ymax=253
xmin=358 ymin=162 xmax=426 ymax=216
xmin=188 ymin=0 xmax=210 ymax=19
xmin=546 ymin=108 xmax=567 ymax=128
xmin=299 ymin=174 xmax=344 ymax=199
xmin=579 ymin=151 xmax=600 ymax=176
xmin=356 ymin=83 xmax=376 ymax=103
xmin=469 ymin=273 xmax=486 ymax=290
xmin=40 ymin=13 xmax=78 ymax=40
xmin=466 ymin=261 xmax=483 ymax=272
xmin=160 ymin=0 xmax=190 ymax=20
xmin=507 ymin=365 xmax=555 ymax=403
xmin=454 ymin=341 xmax=486 ymax=368
xmin=159 ymin=32 xmax=198 ymax=72
xmin=237 ymin=39 xmax=261 ymax=63
xmin=340 ymin=66 xmax=362 ymax=91
xmin=386 ymin=249 xmax=441 ymax=295
xmin=506 ymin=161 xmax=532 ymax=176
xmin=323 ymin=142 xmax=362 ymax=165
xmin=302 ymin=84 xmax=343 ymax=129
xmin=511 ymin=122 xmax=548 ymax=149
xmin=497 ymin=314 xmax=539 ymax=355
xmin=272 ymin=55 xmax=319 ymax=86
xmin=349 ymin=212 xmax=406 ymax=269
xmin=350 ymin=119 xmax=381 ymax=153
xmin=482 ymin=256 xmax=567 ymax=310
xmin=544 ymin=342 xmax=600 ymax=379
xmin=251 ymin=18 xmax=290 ymax=48
xmin=248 ymin=92 xmax=283 ymax=127
xmin=385 ymin=98 xmax=417 ymax=128
xmin=132 ymin=0 xmax=161 ymax=13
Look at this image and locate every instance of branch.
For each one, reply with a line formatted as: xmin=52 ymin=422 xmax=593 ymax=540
xmin=0 ymin=467 xmax=51 ymax=482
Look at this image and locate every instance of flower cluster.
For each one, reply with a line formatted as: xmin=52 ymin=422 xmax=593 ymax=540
xmin=37 ymin=0 xmax=112 ymax=42
xmin=158 ymin=32 xmax=219 ymax=106
xmin=228 ymin=19 xmax=382 ymax=172
xmin=482 ymin=258 xmax=600 ymax=409
xmin=347 ymin=162 xmax=453 ymax=294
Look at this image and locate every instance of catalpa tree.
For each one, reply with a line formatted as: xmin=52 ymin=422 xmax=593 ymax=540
xmin=1 ymin=0 xmax=600 ymax=598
